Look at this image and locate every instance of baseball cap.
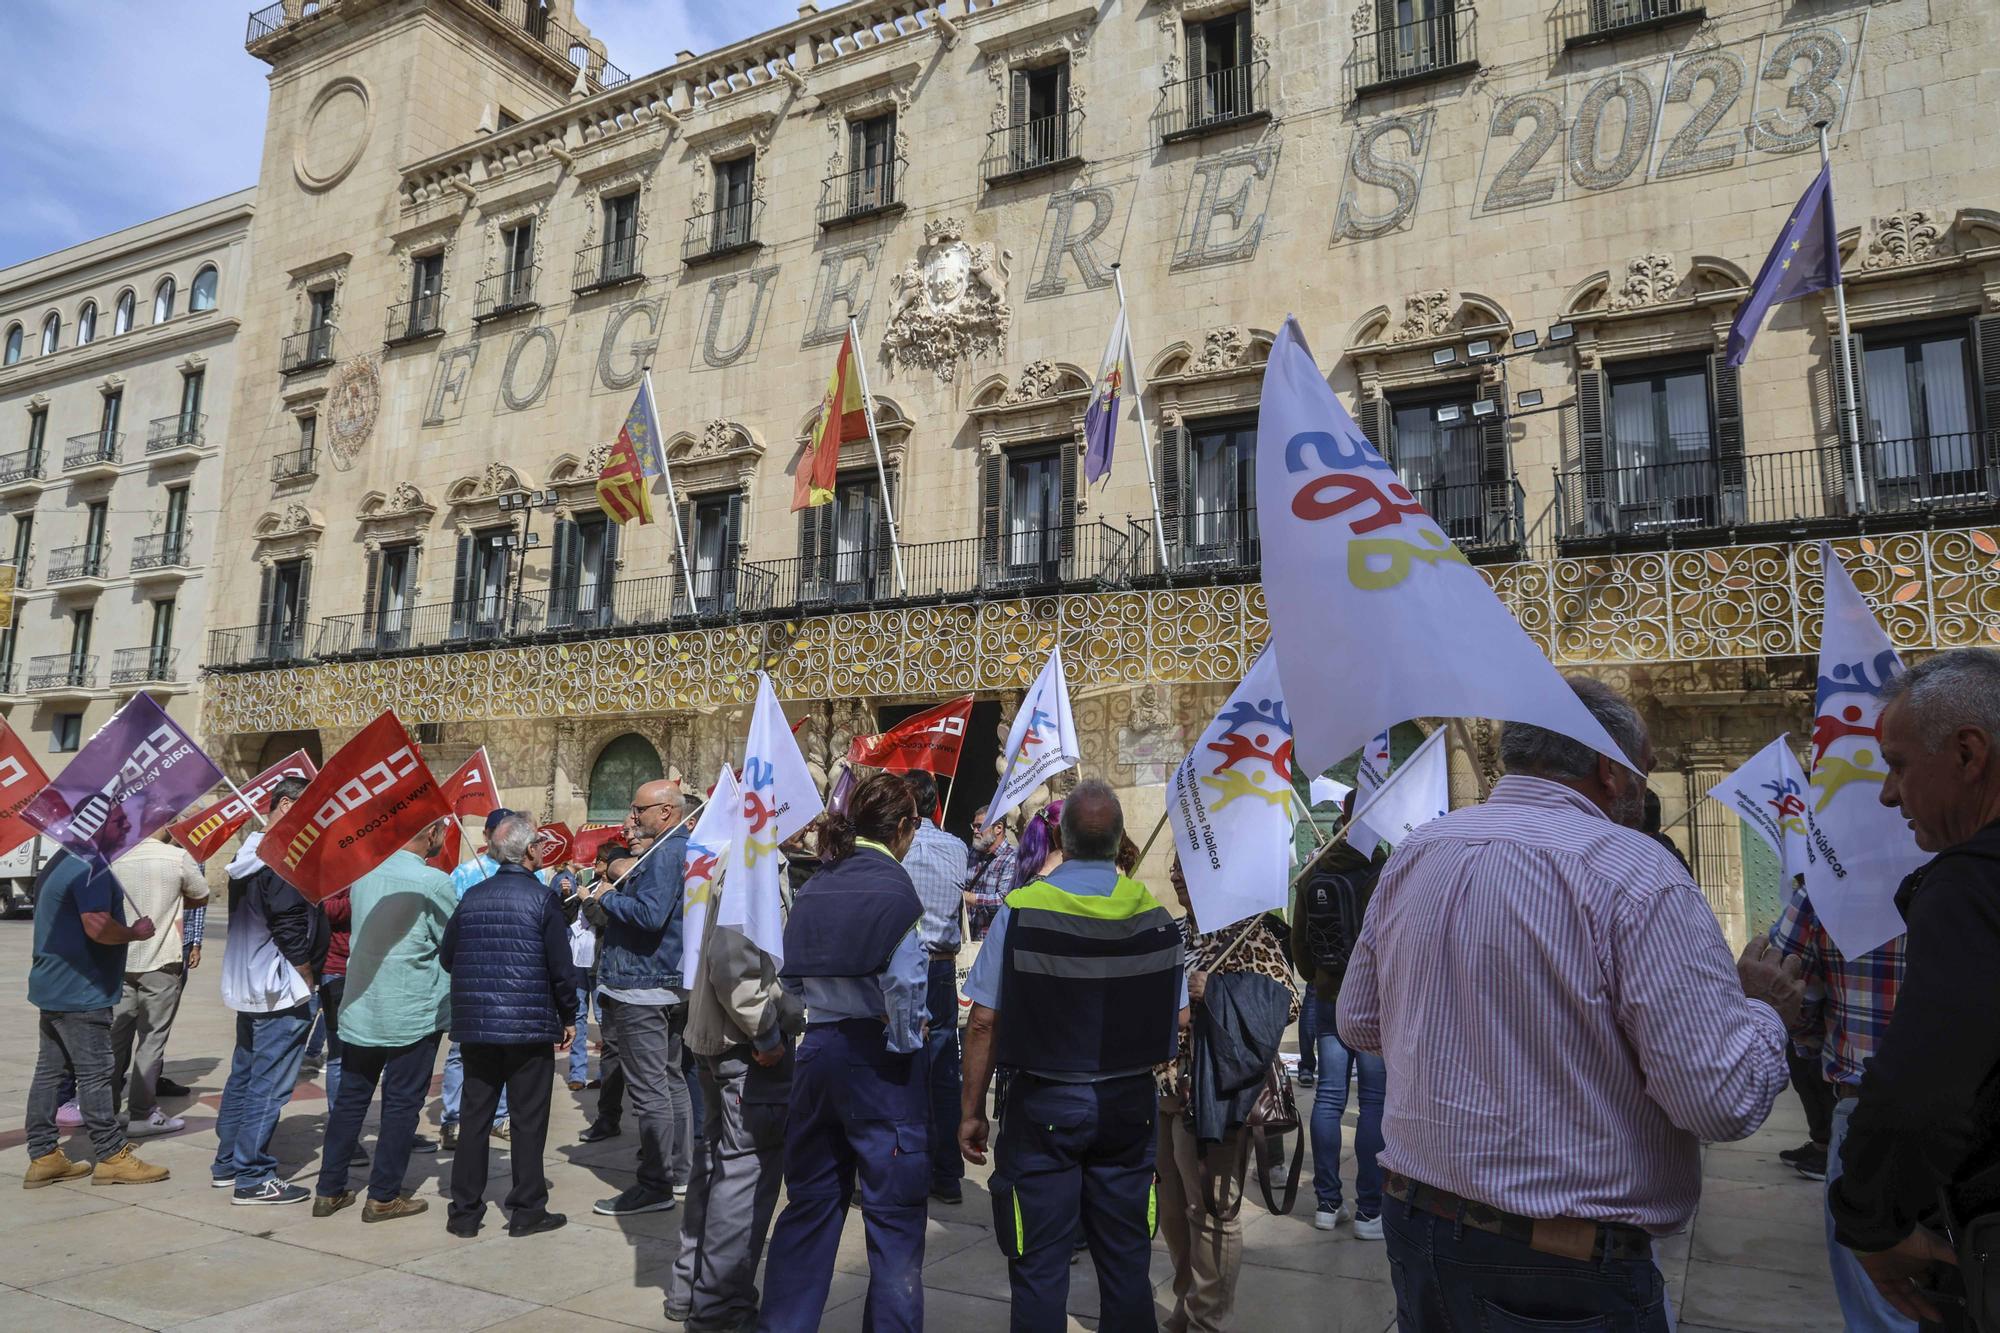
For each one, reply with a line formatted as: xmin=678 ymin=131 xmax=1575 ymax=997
xmin=484 ymin=808 xmax=514 ymax=835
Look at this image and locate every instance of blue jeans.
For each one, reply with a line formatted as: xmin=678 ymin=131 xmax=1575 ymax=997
xmin=924 ymin=957 xmax=964 ymax=1195
xmin=211 ymin=1003 xmax=311 ymax=1188
xmin=318 ymin=974 xmax=345 ymax=1110
xmin=569 ymin=973 xmax=597 ymax=1086
xmin=442 ymin=1039 xmax=507 ymax=1127
xmin=1298 ymin=993 xmax=1319 ymax=1077
xmin=1312 ymin=993 xmax=1386 ymax=1217
xmin=1382 ymin=1194 xmax=1669 ymax=1331
xmin=318 ymin=1033 xmax=442 ymax=1203
xmin=1827 ymin=1095 xmax=1919 ymax=1332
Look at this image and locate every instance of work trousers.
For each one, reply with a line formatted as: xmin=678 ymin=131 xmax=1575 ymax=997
xmin=1155 ymin=1092 xmax=1250 ymax=1333
xmin=110 ymin=965 xmax=184 ymax=1121
xmin=925 ymin=957 xmax=965 ymax=1196
xmin=447 ymin=1041 xmax=555 ymax=1231
xmin=667 ymin=1046 xmax=791 ymax=1330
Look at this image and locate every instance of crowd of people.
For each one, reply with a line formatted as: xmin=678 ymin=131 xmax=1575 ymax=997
xmin=19 ymin=647 xmax=2000 ymax=1330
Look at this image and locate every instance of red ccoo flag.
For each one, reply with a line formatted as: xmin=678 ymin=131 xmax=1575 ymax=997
xmin=572 ymin=823 xmax=626 ymax=866
xmin=263 ymin=712 xmax=451 ymax=902
xmin=0 ymin=721 xmax=50 ymax=859
xmin=428 ymin=746 xmax=498 ymax=870
xmin=535 ymin=821 xmax=575 ymax=867
xmin=169 ymin=750 xmax=318 ymax=863
xmin=847 ymin=696 xmax=975 ymax=777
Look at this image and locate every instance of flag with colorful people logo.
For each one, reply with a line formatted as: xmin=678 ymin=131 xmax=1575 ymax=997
xmin=1706 ymin=735 xmax=1814 ymax=885
xmin=680 ymin=764 xmax=744 ymax=984
xmin=987 ymin=646 xmax=1082 ymax=825
xmin=1805 ymin=542 xmax=1922 ymax=957
xmin=1254 ymin=317 xmax=1634 ymax=777
xmin=717 ymin=673 xmax=823 ymax=968
xmin=1345 ymin=727 xmax=1450 ymax=850
xmin=1169 ymin=646 xmax=1297 ymax=931
xmin=1348 ymin=728 xmax=1393 ymax=850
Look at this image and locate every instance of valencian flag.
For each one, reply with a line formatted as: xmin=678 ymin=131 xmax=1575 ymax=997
xmin=22 ymin=693 xmax=225 ymax=868
xmin=597 ymin=379 xmax=660 ymax=525
xmin=987 ymin=646 xmax=1082 ymax=825
xmin=848 ymin=696 xmax=975 ymax=776
xmin=1804 ymin=542 xmax=1923 ymax=956
xmin=795 ymin=328 xmax=865 ymax=511
xmin=428 ymin=747 xmax=498 ymax=870
xmin=1724 ymin=164 xmax=1841 ymax=367
xmin=169 ymin=749 xmax=318 ymax=863
xmin=1170 ymin=647 xmax=1296 ymax=931
xmin=681 ymin=763 xmax=744 ymax=983
xmin=1082 ymin=304 xmax=1134 ymax=484
xmin=264 ymin=711 xmax=451 ymax=902
xmin=718 ymin=673 xmax=823 ymax=966
xmin=0 ymin=720 xmax=51 ymax=859
xmin=1256 ymin=318 xmax=1633 ymax=777
xmin=1707 ymin=735 xmax=1814 ymax=886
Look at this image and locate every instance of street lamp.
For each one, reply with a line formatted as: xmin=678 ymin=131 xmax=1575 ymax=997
xmin=1516 ymin=389 xmax=1545 ymax=409
xmin=497 ymin=487 xmax=561 ymax=635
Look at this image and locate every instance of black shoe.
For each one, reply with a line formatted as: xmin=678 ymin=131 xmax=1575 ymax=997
xmin=930 ymin=1185 xmax=963 ymax=1205
xmin=439 ymin=1123 xmax=459 ymax=1150
xmin=446 ymin=1218 xmax=482 ymax=1239
xmin=1793 ymin=1145 xmax=1829 ymax=1181
xmin=579 ymin=1121 xmax=621 ymax=1144
xmin=409 ymin=1135 xmax=438 ymax=1154
xmin=593 ymin=1186 xmax=675 ymax=1216
xmin=155 ymin=1076 xmax=192 ymax=1099
xmin=1778 ymin=1141 xmax=1823 ymax=1167
xmin=508 ymin=1210 xmax=568 ymax=1237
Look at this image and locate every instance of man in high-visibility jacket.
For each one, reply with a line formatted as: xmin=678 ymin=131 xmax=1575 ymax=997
xmin=960 ymin=780 xmax=1188 ymax=1331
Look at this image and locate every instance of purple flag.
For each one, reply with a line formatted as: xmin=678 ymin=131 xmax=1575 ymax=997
xmin=22 ymin=693 xmax=225 ymax=868
xmin=1082 ymin=306 xmax=1131 ymax=485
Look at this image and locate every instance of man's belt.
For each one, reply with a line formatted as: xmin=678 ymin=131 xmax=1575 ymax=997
xmin=927 ymin=947 xmax=960 ymax=960
xmin=1837 ymin=1083 xmax=1863 ymax=1102
xmin=1382 ymin=1171 xmax=1653 ymax=1264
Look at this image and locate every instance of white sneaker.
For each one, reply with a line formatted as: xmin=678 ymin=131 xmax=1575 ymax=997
xmin=1314 ymin=1203 xmax=1353 ymax=1231
xmin=1353 ymin=1212 xmax=1385 ymax=1241
xmin=128 ymin=1109 xmax=185 ymax=1138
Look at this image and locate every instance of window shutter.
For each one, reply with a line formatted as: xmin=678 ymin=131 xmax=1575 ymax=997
xmin=294 ymin=559 xmax=313 ymax=649
xmin=873 ymin=468 xmax=899 ymax=597
xmin=1972 ymin=315 xmax=2000 ymax=489
xmin=724 ymin=490 xmax=745 ymax=610
xmin=1234 ymin=8 xmax=1253 ymax=66
xmin=1053 ymin=63 xmax=1070 ymax=157
xmin=848 ymin=119 xmax=867 ymax=210
xmin=1474 ymin=381 xmax=1512 ymax=546
xmin=255 ymin=564 xmax=275 ymax=658
xmin=1357 ymin=395 xmax=1395 ymax=464
xmin=1709 ymin=355 xmax=1746 ymax=525
xmin=1375 ymin=0 xmax=1400 ymax=74
xmin=599 ymin=520 xmax=620 ymax=624
xmin=1575 ymin=368 xmax=1609 ymax=534
xmin=450 ymin=532 xmax=474 ymax=639
xmin=1010 ymin=68 xmax=1030 ymax=166
xmin=1184 ymin=21 xmax=1206 ymax=81
xmin=361 ymin=548 xmax=381 ymax=643
xmin=1058 ymin=440 xmax=1080 ymax=571
xmin=980 ymin=451 xmax=1004 ymax=585
xmin=1159 ymin=420 xmax=1187 ymax=568
xmin=549 ymin=517 xmax=577 ymax=626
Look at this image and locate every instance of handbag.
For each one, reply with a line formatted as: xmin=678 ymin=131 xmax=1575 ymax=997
xmin=1203 ymin=1057 xmax=1303 ymax=1220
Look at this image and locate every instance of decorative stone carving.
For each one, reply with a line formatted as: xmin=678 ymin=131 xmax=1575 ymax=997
xmin=279 ymin=503 xmax=317 ymax=534
xmin=881 ymin=219 xmax=1011 ymax=382
xmin=1862 ymin=209 xmax=1946 ymax=269
xmin=1391 ymin=289 xmax=1452 ymax=343
xmin=1608 ymin=254 xmax=1680 ymax=311
xmin=1000 ymin=360 xmax=1065 ymax=404
xmin=323 ymin=356 xmax=380 ymax=473
xmin=1188 ymin=326 xmax=1251 ymax=374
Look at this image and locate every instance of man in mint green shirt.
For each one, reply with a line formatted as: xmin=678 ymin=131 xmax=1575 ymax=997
xmin=312 ymin=820 xmax=458 ymax=1222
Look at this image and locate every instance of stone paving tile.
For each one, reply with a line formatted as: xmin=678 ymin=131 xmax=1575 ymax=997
xmin=32 ymin=1234 xmax=366 ymax=1330
xmin=1679 ymin=1257 xmax=1845 ymax=1332
xmin=398 ymin=1219 xmax=675 ymax=1305
xmin=553 ymin=1260 xmax=707 ymax=1327
xmin=0 ymin=1286 xmax=151 ymax=1331
xmin=163 ymin=1269 xmax=535 ymax=1333
xmin=0 ymin=1206 xmax=236 ymax=1289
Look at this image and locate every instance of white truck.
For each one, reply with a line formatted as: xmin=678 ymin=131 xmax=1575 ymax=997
xmin=0 ymin=836 xmax=57 ymax=916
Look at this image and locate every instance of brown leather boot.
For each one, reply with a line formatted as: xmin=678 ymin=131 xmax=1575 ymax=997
xmin=23 ymin=1148 xmax=92 ymax=1189
xmin=362 ymin=1194 xmax=429 ymax=1223
xmin=91 ymin=1145 xmax=170 ymax=1186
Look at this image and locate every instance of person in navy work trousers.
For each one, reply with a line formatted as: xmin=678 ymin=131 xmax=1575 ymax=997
xmin=960 ymin=779 xmax=1188 ymax=1332
xmin=758 ymin=773 xmax=931 ymax=1332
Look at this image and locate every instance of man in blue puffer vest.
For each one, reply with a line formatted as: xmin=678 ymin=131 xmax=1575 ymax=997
xmin=441 ymin=813 xmax=578 ymax=1238
xmin=581 ymin=778 xmax=692 ymax=1217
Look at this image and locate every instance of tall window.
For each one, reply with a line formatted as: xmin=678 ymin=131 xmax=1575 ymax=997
xmin=1389 ymin=390 xmax=1483 ymax=541
xmin=502 ymin=222 xmax=535 ymax=292
xmin=98 ymin=390 xmax=122 ymax=448
xmin=1185 ymin=10 xmax=1253 ymax=122
xmin=189 ymin=266 xmax=218 ymax=312
xmin=52 ymin=714 xmax=82 ymax=753
xmin=1861 ymin=326 xmax=1980 ymax=503
xmin=602 ymin=193 xmax=640 ymax=279
xmin=163 ymin=485 xmax=189 ymax=560
xmin=260 ymin=558 xmax=309 ymax=658
xmin=690 ymin=492 xmax=740 ymax=614
xmin=455 ymin=527 xmax=514 ymax=636
xmin=153 ymin=277 xmax=175 ymax=324
xmin=40 ymin=314 xmax=59 ymax=355
xmin=831 ymin=476 xmax=879 ymax=603
xmin=26 ymin=407 xmax=46 ymax=468
xmin=408 ymin=251 xmax=444 ymax=336
xmin=0 ymin=622 xmax=13 ymax=691
xmin=305 ymin=286 xmax=335 ymax=363
xmin=76 ymin=302 xmax=96 ymax=346
xmin=1005 ymin=448 xmax=1063 ymax=579
xmin=2 ymin=324 xmax=19 ymax=365
xmin=298 ymin=412 xmax=318 ymax=460
xmin=848 ymin=114 xmax=897 ymax=213
xmin=552 ymin=515 xmax=617 ymax=627
xmin=12 ymin=512 xmax=32 ymax=577
xmin=1375 ymin=0 xmax=1458 ymax=78
xmin=714 ymin=157 xmax=755 ymax=250
xmin=372 ymin=542 xmax=416 ymax=648
xmin=113 ymin=291 xmax=134 ymax=335
xmin=83 ymin=500 xmax=108 ymax=565
xmin=148 ymin=598 xmax=176 ymax=676
xmin=179 ymin=368 xmax=204 ymax=432
xmin=1607 ymin=361 xmax=1715 ymax=527
xmin=1186 ymin=418 xmax=1259 ymax=565
xmin=1009 ymin=63 xmax=1071 ymax=169
xmin=68 ymin=608 xmax=94 ymax=677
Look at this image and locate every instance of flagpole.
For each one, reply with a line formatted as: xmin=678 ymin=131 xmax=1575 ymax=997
xmin=221 ymin=775 xmax=270 ymax=828
xmin=1817 ymin=122 xmax=1866 ymax=516
xmin=1111 ymin=264 xmax=1171 ymax=571
xmin=646 ymin=368 xmax=700 ymax=615
xmin=847 ymin=318 xmax=909 ymax=597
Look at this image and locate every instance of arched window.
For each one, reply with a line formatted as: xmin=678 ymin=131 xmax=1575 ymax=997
xmin=2 ymin=325 xmax=20 ymax=366
xmin=76 ymin=302 xmax=96 ymax=345
xmin=587 ymin=734 xmax=664 ymax=823
xmin=40 ymin=314 xmax=59 ymax=355
xmin=113 ymin=290 xmax=134 ymax=334
xmin=153 ymin=278 xmax=175 ymax=324
xmin=190 ymin=266 xmax=219 ymax=313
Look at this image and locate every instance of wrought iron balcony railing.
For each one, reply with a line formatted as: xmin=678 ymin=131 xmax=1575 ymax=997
xmin=1352 ymin=7 xmax=1478 ymax=94
xmin=385 ymin=293 xmax=446 ymax=345
xmin=1563 ymin=0 xmax=1704 ymax=47
xmin=983 ymin=110 xmax=1085 ymax=185
xmin=1156 ymin=61 xmax=1271 ymax=142
xmin=281 ymin=324 xmax=337 ymax=374
xmin=573 ymin=235 xmax=646 ymax=293
xmin=0 ymin=449 xmax=44 ymax=486
xmin=63 ymin=432 xmax=121 ymax=471
xmin=683 ymin=202 xmax=763 ymax=264
xmin=272 ymin=444 xmax=317 ymax=483
xmin=473 ymin=268 xmax=539 ymax=322
xmin=28 ymin=654 xmax=96 ymax=692
xmin=111 ymin=646 xmax=179 ymax=686
xmin=146 ymin=412 xmax=206 ymax=454
xmin=48 ymin=543 xmax=107 ymax=583
xmin=132 ymin=532 xmax=191 ymax=573
xmin=322 ymin=594 xmax=548 ymax=658
xmin=207 ymin=619 xmax=350 ymax=669
xmin=818 ymin=159 xmax=907 ymax=226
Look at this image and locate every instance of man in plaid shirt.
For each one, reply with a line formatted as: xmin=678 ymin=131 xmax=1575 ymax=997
xmin=1767 ymin=880 xmax=1912 ymax=1333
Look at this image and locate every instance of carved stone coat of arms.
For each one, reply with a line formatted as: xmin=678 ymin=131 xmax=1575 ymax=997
xmin=881 ymin=218 xmax=1010 ymax=382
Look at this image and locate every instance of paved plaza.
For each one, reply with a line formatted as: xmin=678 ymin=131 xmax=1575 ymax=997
xmin=0 ymin=914 xmax=1838 ymax=1331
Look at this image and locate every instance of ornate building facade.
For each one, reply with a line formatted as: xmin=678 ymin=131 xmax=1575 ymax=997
xmin=198 ymin=0 xmax=2000 ymax=944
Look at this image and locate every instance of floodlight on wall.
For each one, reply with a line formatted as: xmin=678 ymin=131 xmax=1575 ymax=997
xmin=1510 ymin=330 xmax=1539 ymax=351
xmin=1546 ymin=323 xmax=1575 ymax=346
xmin=1466 ymin=339 xmax=1495 ymax=359
xmin=1432 ymin=347 xmax=1458 ymax=367
xmin=1469 ymin=399 xmax=1500 ymax=420
xmin=1516 ymin=388 xmax=1546 ymax=409
xmin=1435 ymin=403 xmax=1464 ymax=425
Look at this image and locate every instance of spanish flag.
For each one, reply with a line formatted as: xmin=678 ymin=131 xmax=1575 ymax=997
xmin=597 ymin=380 xmax=658 ymax=524
xmin=794 ymin=328 xmax=867 ymax=511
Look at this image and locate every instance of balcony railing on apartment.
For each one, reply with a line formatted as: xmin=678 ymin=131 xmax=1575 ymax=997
xmin=48 ymin=543 xmax=107 ymax=583
xmin=1352 ymin=7 xmax=1478 ymax=94
xmin=818 ymin=159 xmax=907 ymax=227
xmin=683 ymin=202 xmax=763 ymax=264
xmin=983 ymin=110 xmax=1085 ymax=185
xmin=322 ymin=593 xmax=548 ymax=658
xmin=272 ymin=444 xmax=317 ymax=483
xmin=111 ymin=647 xmax=179 ymax=686
xmin=281 ymin=324 xmax=337 ymax=374
xmin=132 ymin=532 xmax=191 ymax=573
xmin=0 ymin=449 xmax=44 ymax=487
xmin=28 ymin=654 xmax=96 ymax=692
xmin=572 ymin=235 xmax=646 ymax=293
xmin=1156 ymin=61 xmax=1270 ymax=142
xmin=248 ymin=1 xmax=630 ymax=87
xmin=64 ymin=432 xmax=121 ymax=472
xmin=385 ymin=293 xmax=447 ymax=345
xmin=1563 ymin=0 xmax=1703 ymax=47
xmin=207 ymin=619 xmax=350 ymax=669
xmin=474 ymin=268 xmax=540 ymax=322
xmin=146 ymin=412 xmax=206 ymax=454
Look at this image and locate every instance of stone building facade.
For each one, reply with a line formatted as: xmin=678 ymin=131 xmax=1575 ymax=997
xmin=0 ymin=189 xmax=253 ymax=886
xmin=198 ymin=0 xmax=2000 ymax=945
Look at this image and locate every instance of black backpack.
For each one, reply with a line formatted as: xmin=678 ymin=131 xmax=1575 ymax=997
xmin=1301 ymin=859 xmax=1382 ymax=976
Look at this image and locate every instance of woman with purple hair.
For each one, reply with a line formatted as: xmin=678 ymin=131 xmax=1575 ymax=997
xmin=1010 ymin=798 xmax=1064 ymax=893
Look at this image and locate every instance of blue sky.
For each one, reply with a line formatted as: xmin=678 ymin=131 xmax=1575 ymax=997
xmin=0 ymin=0 xmax=801 ymax=270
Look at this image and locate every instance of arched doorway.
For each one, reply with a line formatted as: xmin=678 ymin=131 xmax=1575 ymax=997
xmin=588 ymin=733 xmax=663 ymax=822
xmin=257 ymin=729 xmax=323 ymax=770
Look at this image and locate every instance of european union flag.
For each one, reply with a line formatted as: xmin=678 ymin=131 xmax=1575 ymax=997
xmin=1724 ymin=164 xmax=1841 ymax=368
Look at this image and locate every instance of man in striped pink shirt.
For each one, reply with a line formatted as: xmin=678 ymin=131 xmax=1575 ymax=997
xmin=1340 ymin=677 xmax=1803 ymax=1332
